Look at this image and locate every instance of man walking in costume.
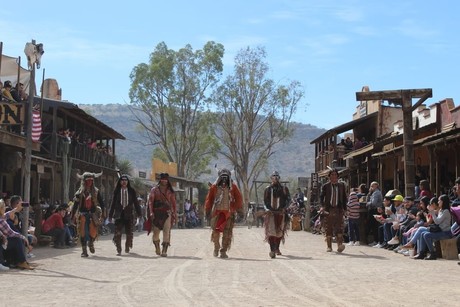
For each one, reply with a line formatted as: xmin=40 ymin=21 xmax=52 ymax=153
xmin=148 ymin=173 xmax=177 ymax=257
xmin=205 ymin=168 xmax=243 ymax=258
xmin=320 ymin=168 xmax=347 ymax=253
xmin=109 ymin=174 xmax=142 ymax=256
xmin=264 ymin=171 xmax=290 ymax=258
xmin=71 ymin=171 xmax=104 ymax=257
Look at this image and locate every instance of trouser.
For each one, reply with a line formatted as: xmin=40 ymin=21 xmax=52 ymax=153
xmin=325 ymin=207 xmax=344 ymax=237
xmin=137 ymin=217 xmax=145 ymax=232
xmin=114 ymin=218 xmax=134 ymax=251
xmin=153 ymin=215 xmax=172 ymax=244
xmin=420 ymin=230 xmax=452 ymax=253
xmin=45 ymin=228 xmax=66 ymax=246
xmin=79 ymin=214 xmax=98 ymax=244
xmin=268 ymin=236 xmax=282 ymax=252
xmin=348 ymin=218 xmax=360 ymax=242
xmin=5 ymin=237 xmax=26 ymax=264
xmin=366 ymin=208 xmax=379 ymax=242
xmin=211 ymin=220 xmax=234 ymax=252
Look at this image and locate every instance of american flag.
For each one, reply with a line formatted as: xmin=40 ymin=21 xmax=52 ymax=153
xmin=31 ymin=109 xmax=42 ymax=142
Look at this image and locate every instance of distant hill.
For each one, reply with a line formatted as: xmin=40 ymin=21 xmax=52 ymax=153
xmin=80 ymin=104 xmax=326 ymax=184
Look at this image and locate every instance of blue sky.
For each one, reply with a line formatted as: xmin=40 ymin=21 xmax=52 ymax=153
xmin=1 ymin=0 xmax=459 ymax=129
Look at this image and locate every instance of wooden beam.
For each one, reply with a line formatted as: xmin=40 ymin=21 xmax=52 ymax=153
xmin=356 ymin=88 xmax=432 ymax=103
xmin=411 ymin=90 xmax=433 ymax=112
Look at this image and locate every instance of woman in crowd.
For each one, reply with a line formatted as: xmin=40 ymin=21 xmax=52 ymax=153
xmin=416 ymin=194 xmax=452 ymax=260
xmin=0 ymin=199 xmax=34 ymax=270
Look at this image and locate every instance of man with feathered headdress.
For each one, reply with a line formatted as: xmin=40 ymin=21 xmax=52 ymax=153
xmin=109 ymin=174 xmax=141 ymax=255
xmin=148 ymin=173 xmax=177 ymax=257
xmin=71 ymin=171 xmax=104 ymax=257
xmin=264 ymin=171 xmax=291 ymax=258
xmin=205 ymin=167 xmax=243 ymax=258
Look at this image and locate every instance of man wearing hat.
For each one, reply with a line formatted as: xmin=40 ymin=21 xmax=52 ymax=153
xmin=205 ymin=168 xmax=243 ymax=258
xmin=263 ymin=171 xmax=291 ymax=258
xmin=109 ymin=174 xmax=142 ymax=255
xmin=148 ymin=173 xmax=177 ymax=257
xmin=71 ymin=171 xmax=104 ymax=257
xmin=320 ymin=168 xmax=347 ymax=252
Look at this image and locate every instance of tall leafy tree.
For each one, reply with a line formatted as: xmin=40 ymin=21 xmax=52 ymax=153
xmin=212 ymin=46 xmax=304 ymax=208
xmin=128 ymin=41 xmax=223 ymax=179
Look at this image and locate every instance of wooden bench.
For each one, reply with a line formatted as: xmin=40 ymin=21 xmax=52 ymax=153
xmin=440 ymin=236 xmax=459 ymax=260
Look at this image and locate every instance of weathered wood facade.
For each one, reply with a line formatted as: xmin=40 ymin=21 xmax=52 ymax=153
xmin=310 ymin=87 xmax=460 ymax=198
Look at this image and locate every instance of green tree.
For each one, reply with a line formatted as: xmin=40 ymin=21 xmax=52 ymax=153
xmin=212 ymin=46 xmax=304 ymax=209
xmin=128 ymin=41 xmax=223 ymax=179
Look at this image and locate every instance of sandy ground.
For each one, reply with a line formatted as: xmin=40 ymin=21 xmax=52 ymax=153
xmin=2 ymin=225 xmax=460 ymax=307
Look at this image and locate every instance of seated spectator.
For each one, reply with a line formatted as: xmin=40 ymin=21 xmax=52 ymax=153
xmin=416 ymin=194 xmax=452 ymax=260
xmin=0 ymin=233 xmax=9 ymax=271
xmin=0 ymin=199 xmax=34 ymax=270
xmin=1 ymin=80 xmax=18 ymax=102
xmin=5 ymin=195 xmax=37 ymax=258
xmin=42 ymin=204 xmax=68 ymax=249
xmin=344 ymin=137 xmax=354 ymax=150
xmin=10 ymin=82 xmax=28 ymax=102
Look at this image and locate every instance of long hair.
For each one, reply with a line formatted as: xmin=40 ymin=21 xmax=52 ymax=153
xmin=113 ymin=175 xmax=137 ymax=199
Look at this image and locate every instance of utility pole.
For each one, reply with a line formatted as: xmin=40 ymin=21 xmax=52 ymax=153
xmin=23 ymin=39 xmax=43 ymax=236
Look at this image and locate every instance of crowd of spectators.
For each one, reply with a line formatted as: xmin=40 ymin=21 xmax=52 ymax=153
xmin=343 ymin=177 xmax=460 ymax=262
xmin=1 ymin=194 xmax=78 ymax=271
xmin=1 ymin=80 xmax=28 ymax=103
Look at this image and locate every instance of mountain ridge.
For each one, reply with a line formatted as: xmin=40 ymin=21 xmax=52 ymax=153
xmin=80 ymin=103 xmax=326 ymax=184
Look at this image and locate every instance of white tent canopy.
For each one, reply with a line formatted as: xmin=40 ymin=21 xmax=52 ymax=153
xmin=0 ymin=54 xmax=31 ymax=94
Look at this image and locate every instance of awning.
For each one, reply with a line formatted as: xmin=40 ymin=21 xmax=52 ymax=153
xmin=420 ymin=127 xmax=460 ymax=147
xmin=310 ymin=112 xmax=378 ymax=144
xmin=342 ymin=144 xmax=374 ymax=159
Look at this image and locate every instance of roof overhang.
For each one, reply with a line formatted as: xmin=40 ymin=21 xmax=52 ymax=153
xmin=310 ymin=112 xmax=378 ymax=144
xmin=343 ymin=144 xmax=374 ymax=159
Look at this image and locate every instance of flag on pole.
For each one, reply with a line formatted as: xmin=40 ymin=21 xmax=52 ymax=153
xmin=31 ymin=109 xmax=42 ymax=142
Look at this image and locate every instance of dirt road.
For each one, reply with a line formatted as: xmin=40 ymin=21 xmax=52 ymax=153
xmin=3 ymin=226 xmax=460 ymax=306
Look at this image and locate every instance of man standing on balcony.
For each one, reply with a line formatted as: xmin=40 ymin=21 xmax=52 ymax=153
xmin=71 ymin=171 xmax=104 ymax=257
xmin=320 ymin=168 xmax=347 ymax=253
xmin=109 ymin=174 xmax=142 ymax=256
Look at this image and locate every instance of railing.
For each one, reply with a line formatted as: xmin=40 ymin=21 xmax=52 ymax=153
xmin=37 ymin=133 xmax=116 ymax=168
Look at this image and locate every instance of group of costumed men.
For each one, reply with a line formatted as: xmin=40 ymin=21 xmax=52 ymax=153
xmin=71 ymin=167 xmax=342 ymax=258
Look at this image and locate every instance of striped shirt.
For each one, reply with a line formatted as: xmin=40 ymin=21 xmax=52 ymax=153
xmin=347 ymin=192 xmax=361 ymax=219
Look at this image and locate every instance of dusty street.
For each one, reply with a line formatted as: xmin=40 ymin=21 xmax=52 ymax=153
xmin=2 ymin=226 xmax=460 ymax=307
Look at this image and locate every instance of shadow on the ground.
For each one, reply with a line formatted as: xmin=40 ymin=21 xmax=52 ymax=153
xmin=335 ymin=251 xmax=388 ymax=260
xmin=26 ymin=268 xmax=117 ymax=283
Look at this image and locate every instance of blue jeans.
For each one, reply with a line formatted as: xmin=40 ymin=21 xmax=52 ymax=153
xmin=409 ymin=226 xmax=428 ymax=244
xmin=420 ymin=230 xmax=452 ymax=253
xmin=348 ymin=218 xmax=360 ymax=242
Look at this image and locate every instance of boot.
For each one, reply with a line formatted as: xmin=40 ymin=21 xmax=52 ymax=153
xmin=161 ymin=243 xmax=169 ymax=257
xmin=219 ymin=248 xmax=228 ymax=259
xmin=153 ymin=240 xmax=161 ymax=256
xmin=212 ymin=232 xmax=220 ymax=257
xmin=326 ymin=236 xmax=333 ymax=252
xmin=88 ymin=239 xmax=95 ymax=254
xmin=337 ymin=234 xmax=345 ymax=253
xmin=81 ymin=245 xmax=88 ymax=258
xmin=269 ymin=241 xmax=276 ymax=258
